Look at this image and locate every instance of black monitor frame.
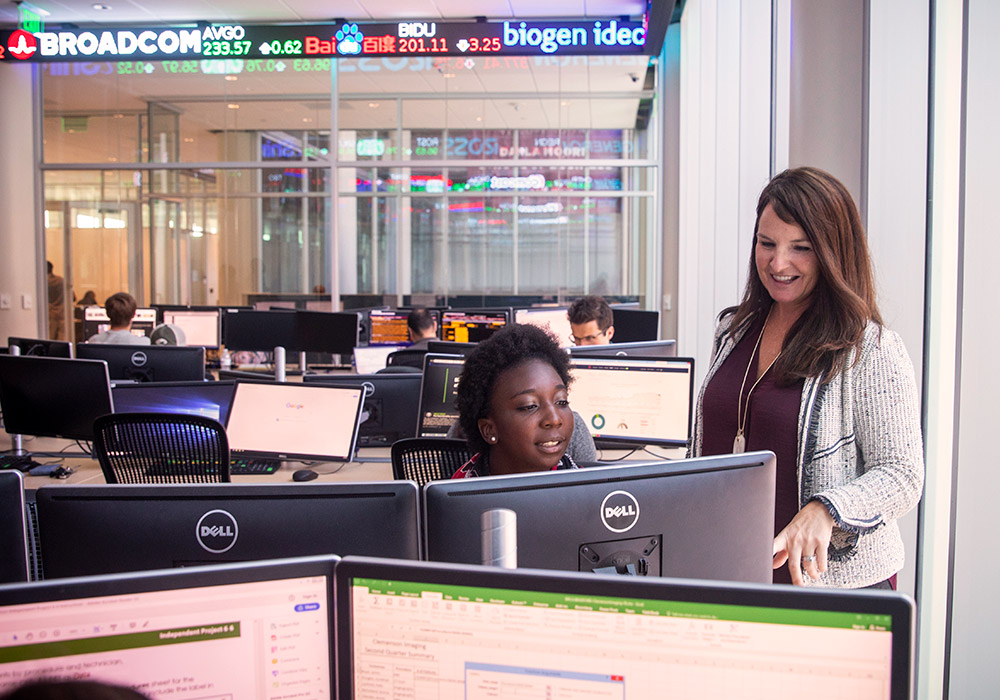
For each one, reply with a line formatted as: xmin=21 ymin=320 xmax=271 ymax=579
xmin=423 ymin=451 xmax=777 ymax=584
xmin=569 ymin=338 xmax=677 ymax=358
xmin=0 ymin=471 xmax=29 ymax=583
xmin=35 ymin=483 xmax=419 ymax=578
xmin=303 ymin=372 xmax=421 ymax=447
xmin=294 ymin=310 xmax=361 ymax=355
xmin=609 ymin=306 xmax=661 ymax=343
xmin=336 ymin=556 xmax=914 ymax=700
xmin=75 ymin=343 xmax=206 ymax=382
xmin=222 ymin=308 xmax=297 ymax=351
xmin=111 ymin=380 xmax=237 ymax=424
xmin=425 ymin=340 xmax=478 ymax=356
xmin=416 ymin=353 xmax=466 ymax=438
xmin=0 ymin=355 xmax=113 ymax=441
xmin=6 ymin=336 xmax=72 ymax=358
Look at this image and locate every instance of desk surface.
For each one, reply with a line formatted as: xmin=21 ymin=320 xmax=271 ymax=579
xmin=3 ymin=432 xmax=683 ymax=490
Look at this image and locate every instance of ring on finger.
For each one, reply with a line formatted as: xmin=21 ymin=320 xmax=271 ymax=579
xmin=802 ymin=554 xmax=817 ymax=563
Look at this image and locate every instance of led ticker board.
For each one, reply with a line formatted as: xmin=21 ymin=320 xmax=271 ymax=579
xmin=0 ymin=19 xmax=648 ymax=63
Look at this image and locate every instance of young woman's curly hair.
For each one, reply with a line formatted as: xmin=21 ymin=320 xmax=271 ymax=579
xmin=455 ymin=323 xmax=572 ymax=455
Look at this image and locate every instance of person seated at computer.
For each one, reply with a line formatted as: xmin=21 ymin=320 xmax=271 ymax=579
xmin=406 ymin=308 xmax=438 ymax=349
xmin=453 ymin=324 xmax=577 ymax=478
xmin=0 ymin=680 xmax=152 ymax=700
xmin=567 ymin=295 xmax=615 ymax=346
xmin=86 ymin=292 xmax=151 ymax=345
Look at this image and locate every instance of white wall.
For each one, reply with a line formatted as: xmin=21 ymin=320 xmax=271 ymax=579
xmin=0 ymin=63 xmax=43 ymax=343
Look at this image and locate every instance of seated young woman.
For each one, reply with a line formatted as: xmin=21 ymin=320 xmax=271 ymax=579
xmin=453 ymin=324 xmax=577 ymax=478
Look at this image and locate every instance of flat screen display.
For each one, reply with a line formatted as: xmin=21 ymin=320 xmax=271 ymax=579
xmin=514 ymin=307 xmax=572 ymax=347
xmin=0 ymin=472 xmax=29 ymax=583
xmin=337 ymin=556 xmax=913 ymax=700
xmin=112 ymin=381 xmax=236 ymax=423
xmin=368 ymin=309 xmax=413 ymax=347
xmin=161 ymin=309 xmax=222 ymax=348
xmin=568 ymin=355 xmax=694 ymax=447
xmin=440 ymin=309 xmax=508 ymax=343
xmin=0 ymin=556 xmax=338 ymax=699
xmin=303 ymin=373 xmax=421 ymax=447
xmin=75 ymin=344 xmax=206 ymax=382
xmin=416 ymin=354 xmax=465 ymax=438
xmin=82 ymin=306 xmax=156 ymax=341
xmin=224 ymin=381 xmax=364 ymax=462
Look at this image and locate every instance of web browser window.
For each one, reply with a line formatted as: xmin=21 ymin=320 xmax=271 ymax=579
xmin=0 ymin=575 xmax=331 ymax=699
xmin=348 ymin=577 xmax=895 ymax=699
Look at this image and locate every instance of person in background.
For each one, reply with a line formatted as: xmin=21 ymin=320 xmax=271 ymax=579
xmin=690 ymin=166 xmax=924 ymax=588
xmin=453 ymin=324 xmax=577 ymax=478
xmin=406 ymin=308 xmax=438 ymax=349
xmin=46 ymin=261 xmax=66 ymax=341
xmin=86 ymin=292 xmax=150 ymax=345
xmin=77 ymin=290 xmax=98 ymax=307
xmin=567 ymin=295 xmax=614 ymax=346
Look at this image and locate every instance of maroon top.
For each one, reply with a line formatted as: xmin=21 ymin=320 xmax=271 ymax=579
xmin=701 ymin=315 xmax=804 ymax=585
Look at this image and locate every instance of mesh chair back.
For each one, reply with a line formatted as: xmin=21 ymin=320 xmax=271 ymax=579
xmin=391 ymin=438 xmax=472 ymax=486
xmin=93 ymin=412 xmax=231 ymax=484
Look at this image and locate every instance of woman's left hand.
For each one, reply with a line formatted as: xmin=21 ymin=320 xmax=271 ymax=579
xmin=772 ymin=500 xmax=835 ymax=585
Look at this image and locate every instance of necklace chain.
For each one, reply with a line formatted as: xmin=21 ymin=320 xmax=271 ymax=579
xmin=733 ymin=310 xmax=781 ymax=454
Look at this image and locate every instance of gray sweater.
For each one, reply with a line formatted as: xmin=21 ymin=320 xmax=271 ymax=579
xmin=692 ymin=316 xmax=924 ymax=588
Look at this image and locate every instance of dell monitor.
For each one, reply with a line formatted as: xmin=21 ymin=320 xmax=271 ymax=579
xmin=440 ymin=308 xmax=509 ymax=343
xmin=610 ymin=306 xmax=661 ymax=343
xmin=424 ymin=451 xmax=777 ymax=584
xmin=35 ymin=482 xmax=419 ymax=578
xmin=158 ymin=306 xmax=222 ymax=348
xmin=112 ymin=380 xmax=236 ymax=424
xmin=75 ymin=344 xmax=206 ymax=382
xmin=568 ymin=355 xmax=694 ymax=447
xmin=0 ymin=355 xmax=112 ymax=441
xmin=225 ymin=381 xmax=364 ymax=463
xmin=336 ymin=556 xmax=914 ymax=700
xmin=221 ymin=308 xmax=297 ymax=351
xmin=569 ymin=338 xmax=677 ymax=358
xmin=416 ymin=353 xmax=465 ymax=438
xmin=295 ymin=310 xmax=361 ymax=355
xmin=82 ymin=305 xmax=157 ymax=341
xmin=514 ymin=306 xmax=572 ymax=346
xmin=6 ymin=336 xmax=72 ymax=358
xmin=0 ymin=556 xmax=338 ymax=698
xmin=0 ymin=471 xmax=29 ymax=583
xmin=303 ymin=372 xmax=421 ymax=447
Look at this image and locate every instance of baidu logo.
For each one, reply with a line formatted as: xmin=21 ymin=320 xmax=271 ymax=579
xmin=336 ymin=24 xmax=363 ymax=55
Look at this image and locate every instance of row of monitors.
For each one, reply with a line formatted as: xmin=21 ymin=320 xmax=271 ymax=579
xmin=0 ymin=551 xmax=913 ymax=699
xmin=58 ymin=303 xmax=661 ymax=352
xmin=0 ymin=351 xmax=694 ymax=451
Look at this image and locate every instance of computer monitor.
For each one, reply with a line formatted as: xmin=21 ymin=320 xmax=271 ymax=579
xmin=368 ymin=308 xmax=440 ymax=347
xmin=416 ymin=353 xmax=465 ymax=438
xmin=75 ymin=344 xmax=206 ymax=382
xmin=6 ymin=336 xmax=72 ymax=358
xmin=159 ymin=307 xmax=222 ymax=348
xmin=225 ymin=381 xmax=364 ymax=463
xmin=222 ymin=309 xmax=297 ymax=351
xmin=336 ymin=556 xmax=914 ymax=700
xmin=35 ymin=482 xmax=419 ymax=578
xmin=0 ymin=472 xmax=29 ymax=583
xmin=0 ymin=556 xmax=338 ymax=698
xmin=424 ymin=451 xmax=776 ymax=584
xmin=112 ymin=380 xmax=236 ymax=424
xmin=82 ymin=305 xmax=157 ymax=341
xmin=425 ymin=340 xmax=478 ymax=356
xmin=0 ymin=355 xmax=112 ymax=441
xmin=569 ymin=339 xmax=677 ymax=358
xmin=351 ymin=345 xmax=398 ymax=374
xmin=514 ymin=306 xmax=572 ymax=347
xmin=295 ymin=310 xmax=360 ymax=355
xmin=610 ymin=306 xmax=661 ymax=343
xmin=302 ymin=373 xmax=421 ymax=447
xmin=440 ymin=308 xmax=509 ymax=343
xmin=568 ymin=355 xmax=694 ymax=448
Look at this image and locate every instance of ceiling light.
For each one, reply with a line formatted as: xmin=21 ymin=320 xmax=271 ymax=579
xmin=227 ymin=103 xmax=240 ymax=109
xmin=368 ymin=102 xmax=379 ymax=108
xmin=183 ymin=137 xmax=195 ymax=143
xmin=443 ymin=73 xmax=456 ymax=78
xmin=225 ymin=75 xmax=238 ymax=81
xmin=302 ymin=117 xmax=313 ymax=123
xmin=92 ymin=3 xmax=112 ymax=10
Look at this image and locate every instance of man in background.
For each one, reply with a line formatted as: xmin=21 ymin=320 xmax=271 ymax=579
xmin=406 ymin=308 xmax=438 ymax=349
xmin=47 ymin=261 xmax=66 ymax=340
xmin=86 ymin=292 xmax=150 ymax=345
xmin=567 ymin=295 xmax=615 ymax=346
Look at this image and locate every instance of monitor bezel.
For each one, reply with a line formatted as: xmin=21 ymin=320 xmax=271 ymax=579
xmin=6 ymin=336 xmax=73 ymax=358
xmin=567 ymin=354 xmax=694 ymax=448
xmin=111 ymin=379 xmax=237 ymax=424
xmin=225 ymin=380 xmax=365 ymax=463
xmin=439 ymin=307 xmax=510 ymax=343
xmin=335 ymin=555 xmax=914 ymax=700
xmin=74 ymin=343 xmax=206 ymax=382
xmin=568 ymin=338 xmax=677 ymax=358
xmin=157 ymin=306 xmax=223 ymax=349
xmin=0 ymin=471 xmax=29 ymax=584
xmin=415 ymin=352 xmax=466 ymax=438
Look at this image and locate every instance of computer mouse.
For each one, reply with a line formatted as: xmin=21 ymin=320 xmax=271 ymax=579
xmin=292 ymin=469 xmax=319 ymax=482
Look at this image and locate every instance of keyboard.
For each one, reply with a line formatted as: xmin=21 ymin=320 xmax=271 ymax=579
xmin=0 ymin=454 xmax=38 ymax=472
xmin=229 ymin=457 xmax=280 ymax=475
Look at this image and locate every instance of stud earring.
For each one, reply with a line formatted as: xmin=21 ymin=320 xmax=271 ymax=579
xmin=489 ymin=436 xmax=496 ymax=443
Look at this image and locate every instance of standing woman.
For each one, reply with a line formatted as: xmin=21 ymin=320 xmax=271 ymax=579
xmin=691 ymin=167 xmax=923 ymax=587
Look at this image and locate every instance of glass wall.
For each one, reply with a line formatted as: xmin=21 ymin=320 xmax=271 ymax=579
xmin=39 ymin=53 xmax=658 ymax=326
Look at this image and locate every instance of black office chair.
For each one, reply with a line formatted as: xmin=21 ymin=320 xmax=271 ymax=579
xmin=385 ymin=348 xmax=429 ymax=370
xmin=93 ymin=412 xmax=231 ymax=484
xmin=390 ymin=438 xmax=472 ymax=487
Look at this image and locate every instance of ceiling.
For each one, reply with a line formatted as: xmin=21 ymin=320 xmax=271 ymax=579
xmin=0 ymin=0 xmax=651 ymax=26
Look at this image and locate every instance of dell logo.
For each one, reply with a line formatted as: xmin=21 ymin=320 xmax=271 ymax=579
xmin=130 ymin=351 xmax=148 ymax=366
xmin=361 ymin=381 xmax=376 ymax=397
xmin=600 ymin=490 xmax=640 ymax=533
xmin=195 ymin=509 xmax=239 ymax=553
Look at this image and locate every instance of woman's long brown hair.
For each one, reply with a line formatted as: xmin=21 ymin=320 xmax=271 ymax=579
xmin=723 ymin=167 xmax=882 ymax=384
